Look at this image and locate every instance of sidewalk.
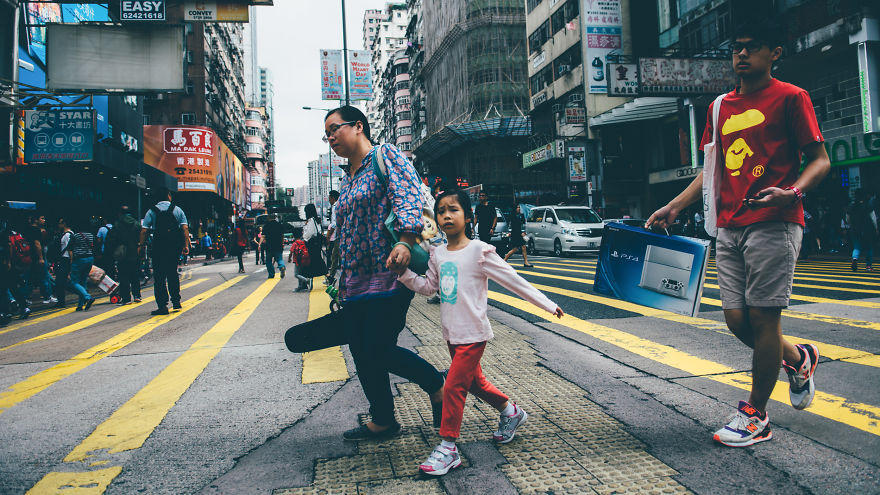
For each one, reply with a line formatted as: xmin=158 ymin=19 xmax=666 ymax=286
xmin=271 ymin=299 xmax=688 ymax=495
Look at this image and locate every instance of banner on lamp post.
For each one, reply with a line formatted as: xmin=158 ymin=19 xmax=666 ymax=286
xmin=349 ymin=50 xmax=373 ymax=101
xmin=320 ymin=49 xmax=344 ymax=100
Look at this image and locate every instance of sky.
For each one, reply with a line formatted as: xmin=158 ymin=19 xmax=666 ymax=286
xmin=256 ymin=0 xmax=381 ymax=188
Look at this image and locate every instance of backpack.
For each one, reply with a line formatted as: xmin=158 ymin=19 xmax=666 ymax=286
xmin=152 ymin=203 xmax=182 ymax=252
xmin=8 ymin=232 xmax=33 ymax=269
xmin=293 ymin=240 xmax=310 ymax=267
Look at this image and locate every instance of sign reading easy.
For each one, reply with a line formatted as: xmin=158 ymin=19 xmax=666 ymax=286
xmin=24 ymin=110 xmax=94 ymax=162
xmin=121 ymin=1 xmax=166 ymax=21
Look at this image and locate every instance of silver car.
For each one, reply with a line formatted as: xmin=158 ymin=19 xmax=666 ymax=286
xmin=525 ymin=206 xmax=604 ymax=256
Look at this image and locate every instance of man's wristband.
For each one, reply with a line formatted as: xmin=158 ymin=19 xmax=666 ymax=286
xmin=392 ymin=241 xmax=412 ymax=252
xmin=785 ymin=186 xmax=804 ymax=203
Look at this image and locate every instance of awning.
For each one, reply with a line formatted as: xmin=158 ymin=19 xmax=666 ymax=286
xmin=414 ymin=116 xmax=531 ymax=159
xmin=589 ymin=97 xmax=678 ymax=127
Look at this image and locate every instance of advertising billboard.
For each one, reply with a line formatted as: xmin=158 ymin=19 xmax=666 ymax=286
xmin=638 ymin=58 xmax=734 ymax=96
xmin=568 ymin=146 xmax=587 ymax=182
xmin=46 ymin=24 xmax=185 ymax=92
xmin=348 ymin=50 xmax=373 ymax=100
xmin=144 ymin=125 xmax=218 ymax=192
xmin=24 ymin=3 xmax=62 ymax=67
xmin=121 ymin=1 xmax=166 ymax=21
xmin=217 ymin=137 xmax=246 ymax=206
xmin=607 ymin=63 xmax=639 ymax=96
xmin=320 ymin=49 xmax=344 ymax=100
xmin=583 ymin=0 xmax=622 ymax=94
xmin=183 ymin=2 xmax=249 ymax=22
xmin=24 ymin=110 xmax=95 ymax=163
xmin=62 ymin=4 xmax=110 ymax=23
xmin=522 ymin=140 xmax=565 ymax=168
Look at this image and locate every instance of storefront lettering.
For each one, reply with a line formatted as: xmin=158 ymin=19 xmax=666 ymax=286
xmin=820 ymin=133 xmax=880 ymax=165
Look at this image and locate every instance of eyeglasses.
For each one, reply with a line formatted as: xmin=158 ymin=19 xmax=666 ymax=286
xmin=322 ymin=121 xmax=357 ymax=142
xmin=730 ymin=40 xmax=765 ymax=55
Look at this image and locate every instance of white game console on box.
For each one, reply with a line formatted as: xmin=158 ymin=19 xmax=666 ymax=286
xmin=638 ymin=245 xmax=694 ymax=299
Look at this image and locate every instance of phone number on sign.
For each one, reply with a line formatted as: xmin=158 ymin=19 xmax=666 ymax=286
xmin=121 ymin=12 xmax=164 ymax=20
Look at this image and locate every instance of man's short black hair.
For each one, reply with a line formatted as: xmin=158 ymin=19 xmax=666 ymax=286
xmin=732 ymin=17 xmax=786 ymax=51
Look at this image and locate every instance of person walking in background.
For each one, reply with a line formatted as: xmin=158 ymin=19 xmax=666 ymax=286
xmin=201 ymin=232 xmax=213 ymax=260
xmin=140 ymin=188 xmax=190 ymax=316
xmin=325 ymin=190 xmax=341 ymax=285
xmin=106 ymin=205 xmax=142 ymax=305
xmin=393 ymin=190 xmax=564 ymax=476
xmin=54 ymin=218 xmax=80 ymax=308
xmin=474 ymin=192 xmax=497 ymax=244
xmin=232 ymin=220 xmax=248 ymax=273
xmin=0 ymin=207 xmax=15 ymax=326
xmin=260 ymin=213 xmax=285 ymax=279
xmin=502 ymin=205 xmax=533 ymax=267
xmin=68 ymin=222 xmax=97 ymax=312
xmin=286 ymin=226 xmax=311 ymax=292
xmin=847 ymin=189 xmax=877 ymax=271
xmin=28 ymin=215 xmax=56 ymax=304
xmin=254 ymin=227 xmax=265 ymax=265
xmin=95 ymin=217 xmax=114 ymax=278
xmin=646 ymin=19 xmax=830 ymax=447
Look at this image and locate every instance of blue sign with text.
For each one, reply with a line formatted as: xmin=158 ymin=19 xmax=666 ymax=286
xmin=24 ymin=110 xmax=95 ymax=162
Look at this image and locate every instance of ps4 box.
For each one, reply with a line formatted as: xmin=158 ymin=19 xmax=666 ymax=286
xmin=594 ymin=222 xmax=711 ymax=317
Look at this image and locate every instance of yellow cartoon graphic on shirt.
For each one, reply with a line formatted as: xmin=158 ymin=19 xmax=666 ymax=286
xmin=721 ymin=109 xmax=765 ymax=177
xmin=725 ymin=138 xmax=753 ymax=176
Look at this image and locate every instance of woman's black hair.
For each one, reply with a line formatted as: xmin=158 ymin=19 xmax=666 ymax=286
xmin=325 ymin=105 xmax=371 ymax=143
xmin=304 ymin=203 xmax=318 ymax=220
xmin=434 ymin=189 xmax=474 ymax=238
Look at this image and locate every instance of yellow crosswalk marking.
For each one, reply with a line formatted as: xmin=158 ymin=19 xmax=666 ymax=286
xmin=705 ymin=275 xmax=880 ymax=295
xmin=28 ymin=277 xmax=279 ymax=494
xmin=488 ymin=291 xmax=880 ymax=437
xmin=27 ymin=466 xmax=122 ymax=495
xmin=301 ymin=280 xmax=349 ymax=384
xmin=699 ymin=296 xmax=880 ymax=332
xmin=0 ymin=279 xmax=209 ymax=352
xmin=0 ymin=276 xmax=244 ymax=416
xmin=526 ymin=282 xmax=880 ymax=369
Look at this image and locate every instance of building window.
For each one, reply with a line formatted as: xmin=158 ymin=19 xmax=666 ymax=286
xmin=527 ymin=20 xmax=551 ymax=55
xmin=529 ymin=65 xmax=553 ymax=96
xmin=247 ymin=143 xmax=264 ymax=155
xmin=527 ymin=0 xmax=542 ymax=13
xmin=550 ymin=0 xmax=579 ymax=35
xmin=553 ymin=42 xmax=582 ymax=80
xmin=246 ymin=127 xmax=260 ymax=136
xmin=181 ymin=113 xmax=196 ymax=125
xmin=143 ymin=115 xmax=150 ymax=125
xmin=397 ymin=126 xmax=412 ymax=137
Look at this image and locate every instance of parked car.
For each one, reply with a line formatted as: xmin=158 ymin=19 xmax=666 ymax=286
xmin=474 ymin=207 xmax=509 ymax=251
xmin=525 ymin=206 xmax=604 ymax=256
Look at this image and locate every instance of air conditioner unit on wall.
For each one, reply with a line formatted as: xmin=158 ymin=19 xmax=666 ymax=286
xmin=569 ymin=93 xmax=583 ymax=103
xmin=551 ymin=104 xmax=563 ymax=113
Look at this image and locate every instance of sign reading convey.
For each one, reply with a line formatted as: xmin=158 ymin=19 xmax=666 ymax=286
xmin=639 ymin=58 xmax=734 ymax=96
xmin=607 ymin=63 xmax=639 ymax=96
xmin=120 ymin=1 xmax=165 ymax=21
xmin=348 ymin=50 xmax=373 ymax=101
xmin=24 ymin=110 xmax=94 ymax=162
xmin=583 ymin=0 xmax=622 ymax=94
xmin=183 ymin=2 xmax=249 ymax=22
xmin=320 ymin=49 xmax=344 ymax=100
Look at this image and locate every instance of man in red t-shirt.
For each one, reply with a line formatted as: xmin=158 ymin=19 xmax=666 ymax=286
xmin=646 ymin=21 xmax=830 ymax=447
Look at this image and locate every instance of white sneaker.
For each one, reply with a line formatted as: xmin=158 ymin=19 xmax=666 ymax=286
xmin=43 ymin=296 xmax=58 ymax=304
xmin=493 ymin=404 xmax=527 ymax=444
xmin=418 ymin=444 xmax=461 ymax=476
xmin=712 ymin=401 xmax=772 ymax=447
xmin=783 ymin=344 xmax=818 ymax=410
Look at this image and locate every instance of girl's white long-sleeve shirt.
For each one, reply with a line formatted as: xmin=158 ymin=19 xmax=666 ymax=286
xmin=398 ymin=240 xmax=557 ymax=344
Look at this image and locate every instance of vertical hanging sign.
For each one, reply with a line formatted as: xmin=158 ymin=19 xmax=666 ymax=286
xmin=320 ymin=49 xmax=344 ymax=100
xmin=584 ymin=0 xmax=622 ymax=94
xmin=348 ymin=50 xmax=374 ymax=101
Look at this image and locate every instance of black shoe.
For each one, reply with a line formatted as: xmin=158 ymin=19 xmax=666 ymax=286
xmin=83 ymin=298 xmax=95 ymax=311
xmin=172 ymin=303 xmax=182 ymax=312
xmin=18 ymin=308 xmax=31 ymax=320
xmin=151 ymin=307 xmax=170 ymax=316
xmin=280 ymin=267 xmax=286 ymax=279
xmin=852 ymin=259 xmax=858 ymax=272
xmin=524 ymin=264 xmax=535 ymax=268
xmin=342 ymin=421 xmax=401 ymax=441
xmin=76 ymin=305 xmax=83 ymax=312
xmin=268 ymin=275 xmax=275 ymax=279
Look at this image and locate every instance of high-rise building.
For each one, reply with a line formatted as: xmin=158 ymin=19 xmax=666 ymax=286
xmin=363 ymin=3 xmax=409 ymax=141
xmin=242 ymin=6 xmax=261 ymax=106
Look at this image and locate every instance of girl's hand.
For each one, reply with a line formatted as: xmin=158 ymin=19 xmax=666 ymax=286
xmin=386 ymin=243 xmax=411 ymax=272
xmin=553 ymin=307 xmax=564 ymax=319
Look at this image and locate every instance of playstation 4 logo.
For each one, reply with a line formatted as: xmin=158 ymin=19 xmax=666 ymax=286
xmin=611 ymin=250 xmax=639 ymax=262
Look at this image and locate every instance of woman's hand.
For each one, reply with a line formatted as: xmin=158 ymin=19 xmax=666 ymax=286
xmin=386 ymin=243 xmax=411 ymax=272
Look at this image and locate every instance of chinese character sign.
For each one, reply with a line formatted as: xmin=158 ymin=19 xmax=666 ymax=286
xmin=320 ymin=49 xmax=344 ymax=100
xmin=568 ymin=146 xmax=587 ymax=182
xmin=349 ymin=50 xmax=373 ymax=100
xmin=24 ymin=110 xmax=94 ymax=162
xmin=144 ymin=125 xmax=220 ymax=193
xmin=583 ymin=0 xmax=622 ymax=94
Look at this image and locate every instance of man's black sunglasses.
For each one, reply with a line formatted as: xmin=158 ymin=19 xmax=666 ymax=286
xmin=730 ymin=40 xmax=766 ymax=54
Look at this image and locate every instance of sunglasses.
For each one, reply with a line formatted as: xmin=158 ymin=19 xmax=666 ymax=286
xmin=730 ymin=40 xmax=765 ymax=54
xmin=322 ymin=121 xmax=357 ymax=142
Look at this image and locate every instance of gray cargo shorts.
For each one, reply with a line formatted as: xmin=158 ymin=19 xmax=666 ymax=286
xmin=715 ymin=221 xmax=803 ymax=309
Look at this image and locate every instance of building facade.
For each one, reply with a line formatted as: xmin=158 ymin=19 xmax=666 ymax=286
xmin=363 ymin=2 xmax=409 ymax=141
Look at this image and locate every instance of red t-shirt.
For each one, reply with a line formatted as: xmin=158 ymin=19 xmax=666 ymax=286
xmin=700 ymin=79 xmax=823 ymax=228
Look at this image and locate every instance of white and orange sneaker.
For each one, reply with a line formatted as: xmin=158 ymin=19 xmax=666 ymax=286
xmin=713 ymin=401 xmax=772 ymax=447
xmin=782 ymin=343 xmax=819 ymax=410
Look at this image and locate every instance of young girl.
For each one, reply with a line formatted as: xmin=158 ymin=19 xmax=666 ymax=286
xmin=393 ymin=190 xmax=564 ymax=476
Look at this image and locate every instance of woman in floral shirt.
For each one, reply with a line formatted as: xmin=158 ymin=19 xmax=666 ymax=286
xmin=325 ymin=106 xmax=445 ymax=441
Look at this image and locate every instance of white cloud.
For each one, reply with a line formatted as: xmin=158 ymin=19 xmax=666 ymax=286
xmin=256 ymin=0 xmax=380 ymax=188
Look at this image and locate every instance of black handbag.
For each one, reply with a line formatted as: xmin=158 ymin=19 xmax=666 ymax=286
xmin=284 ymin=308 xmax=348 ymax=353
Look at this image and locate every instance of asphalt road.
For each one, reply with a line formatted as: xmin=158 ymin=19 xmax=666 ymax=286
xmin=0 ymin=251 xmax=878 ymax=494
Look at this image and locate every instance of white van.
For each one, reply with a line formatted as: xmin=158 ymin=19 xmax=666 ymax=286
xmin=525 ymin=206 xmax=604 ymax=256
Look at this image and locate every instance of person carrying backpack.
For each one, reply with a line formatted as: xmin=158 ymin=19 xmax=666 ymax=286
xmin=107 ymin=205 xmax=142 ymax=304
xmin=7 ymin=219 xmax=37 ymax=319
xmin=139 ymin=188 xmax=190 ymax=315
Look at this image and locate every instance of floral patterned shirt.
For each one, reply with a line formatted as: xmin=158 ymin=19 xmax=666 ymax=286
xmin=337 ymin=144 xmax=424 ymax=302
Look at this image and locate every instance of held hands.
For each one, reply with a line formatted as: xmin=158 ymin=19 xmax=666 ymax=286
xmin=553 ymin=307 xmax=564 ymax=319
xmin=386 ymin=243 xmax=411 ymax=274
xmin=645 ymin=204 xmax=680 ymax=230
xmin=743 ymin=187 xmax=796 ymax=209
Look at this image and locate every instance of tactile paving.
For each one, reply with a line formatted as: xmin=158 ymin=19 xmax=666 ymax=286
xmin=277 ymin=298 xmax=688 ymax=494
